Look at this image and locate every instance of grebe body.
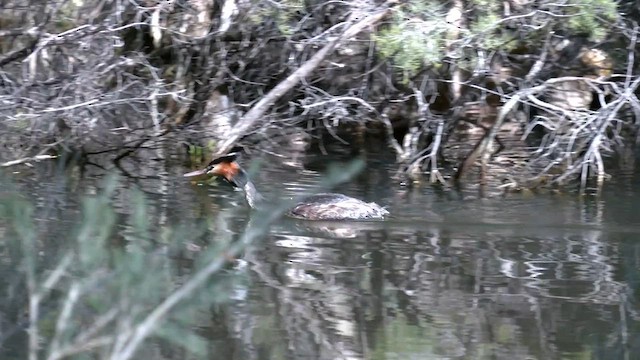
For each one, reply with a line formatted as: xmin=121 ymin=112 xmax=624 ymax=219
xmin=288 ymin=193 xmax=388 ymax=220
xmin=184 ymin=153 xmax=388 ymax=221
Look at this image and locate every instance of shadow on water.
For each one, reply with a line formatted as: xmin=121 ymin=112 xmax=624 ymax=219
xmin=1 ymin=139 xmax=640 ymax=359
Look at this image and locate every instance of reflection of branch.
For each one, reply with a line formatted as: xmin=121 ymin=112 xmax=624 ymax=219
xmin=245 ymin=249 xmax=353 ymax=358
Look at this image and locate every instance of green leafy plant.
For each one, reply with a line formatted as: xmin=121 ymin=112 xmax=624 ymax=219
xmin=0 ymin=175 xmax=267 ymax=359
xmin=375 ymin=3 xmax=448 ymax=81
xmin=565 ymin=0 xmax=618 ymax=41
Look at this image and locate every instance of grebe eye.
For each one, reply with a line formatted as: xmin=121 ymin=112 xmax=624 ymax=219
xmin=207 ymin=164 xmax=221 ymax=175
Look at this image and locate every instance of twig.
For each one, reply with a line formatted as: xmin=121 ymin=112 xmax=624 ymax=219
xmin=428 ymin=118 xmax=445 ymax=184
xmin=380 ymin=112 xmax=404 ymax=158
xmin=48 ymin=283 xmax=81 ymax=360
xmin=73 ymin=308 xmax=119 ymax=346
xmin=624 ymin=24 xmax=638 ymax=90
xmin=48 ymin=336 xmax=113 ymax=360
xmin=1 ymin=155 xmax=58 ymax=167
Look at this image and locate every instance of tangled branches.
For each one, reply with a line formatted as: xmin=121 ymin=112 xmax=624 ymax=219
xmin=1 ymin=0 xmax=639 ymax=192
xmin=0 ymin=0 xmax=179 ymax=161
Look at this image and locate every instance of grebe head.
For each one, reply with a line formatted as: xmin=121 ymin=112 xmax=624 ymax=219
xmin=184 ymin=150 xmax=242 ymax=185
xmin=184 ymin=149 xmax=264 ymax=208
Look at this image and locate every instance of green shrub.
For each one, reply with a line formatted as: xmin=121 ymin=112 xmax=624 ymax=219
xmin=375 ymin=3 xmax=448 ymax=81
xmin=0 ymin=176 xmax=258 ymax=359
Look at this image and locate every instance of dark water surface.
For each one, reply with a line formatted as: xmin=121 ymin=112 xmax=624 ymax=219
xmin=2 ymin=142 xmax=639 ymax=360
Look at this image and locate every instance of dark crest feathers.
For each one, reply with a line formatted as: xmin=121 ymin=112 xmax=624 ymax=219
xmin=205 ymin=146 xmax=244 ymax=169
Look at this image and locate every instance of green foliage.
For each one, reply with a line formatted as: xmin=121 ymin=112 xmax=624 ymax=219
xmin=374 ymin=0 xmax=514 ymax=79
xmin=275 ymin=0 xmax=304 ymax=36
xmin=188 ymin=144 xmax=205 ymax=163
xmin=469 ymin=13 xmax=499 ymax=50
xmin=75 ymin=177 xmax=117 ymax=267
xmin=246 ymin=0 xmax=305 ymax=35
xmin=468 ymin=0 xmax=617 ymax=44
xmin=565 ymin=0 xmax=618 ymax=42
xmin=466 ymin=0 xmax=519 ymax=52
xmin=55 ymin=0 xmax=84 ymax=31
xmin=469 ymin=0 xmax=500 ymax=12
xmin=374 ymin=0 xmax=618 ymax=78
xmin=375 ymin=3 xmax=448 ymax=80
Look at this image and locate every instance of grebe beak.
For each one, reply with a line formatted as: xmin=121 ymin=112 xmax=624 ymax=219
xmin=183 ymin=168 xmax=208 ymax=178
xmin=183 ymin=163 xmax=225 ymax=178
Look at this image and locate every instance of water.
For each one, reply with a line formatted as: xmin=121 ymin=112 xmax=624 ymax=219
xmin=1 ymin=141 xmax=639 ymax=360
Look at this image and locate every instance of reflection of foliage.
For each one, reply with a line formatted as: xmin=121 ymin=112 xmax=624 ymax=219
xmin=371 ymin=317 xmax=437 ymax=359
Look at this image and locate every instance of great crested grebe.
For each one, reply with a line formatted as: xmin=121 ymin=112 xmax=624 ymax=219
xmin=183 ymin=152 xmax=389 ymax=220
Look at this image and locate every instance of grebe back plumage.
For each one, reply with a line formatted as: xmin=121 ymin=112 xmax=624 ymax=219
xmin=184 ymin=152 xmax=389 ymax=221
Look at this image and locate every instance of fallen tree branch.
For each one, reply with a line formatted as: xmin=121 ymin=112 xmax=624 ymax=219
xmin=213 ymin=5 xmax=394 ymax=155
xmin=454 ymin=39 xmax=552 ymax=183
xmin=454 ymin=85 xmax=542 ymax=182
xmin=1 ymin=155 xmax=58 ymax=168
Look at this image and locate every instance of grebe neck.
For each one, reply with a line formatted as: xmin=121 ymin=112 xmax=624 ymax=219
xmin=230 ymin=168 xmax=264 ymax=209
xmin=243 ymin=181 xmax=264 ymax=209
